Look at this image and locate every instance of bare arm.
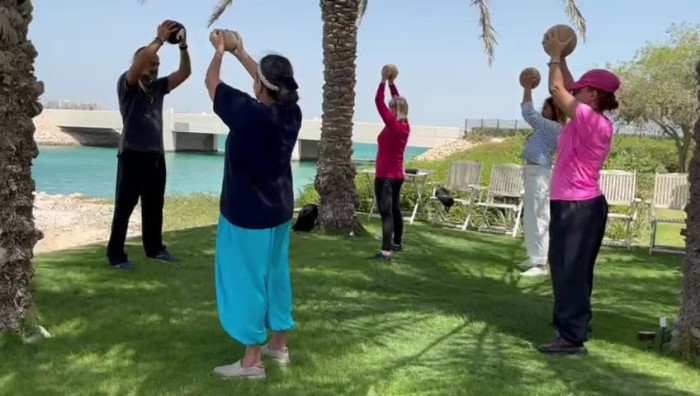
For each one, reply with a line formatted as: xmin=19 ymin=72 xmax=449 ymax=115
xmin=127 ymin=21 xmax=177 ymax=86
xmin=548 ymin=60 xmax=577 ymax=119
xmin=561 ymin=57 xmax=575 ymax=90
xmin=205 ymin=51 xmax=224 ymax=101
xmin=234 ymin=49 xmax=258 ymax=80
xmin=126 ymin=38 xmax=163 ymax=86
xmin=167 ymin=46 xmax=192 ymax=91
xmin=522 ymin=86 xmax=533 ymax=104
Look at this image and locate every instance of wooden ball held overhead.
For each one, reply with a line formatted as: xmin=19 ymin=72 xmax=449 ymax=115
xmin=519 ymin=67 xmax=541 ymax=88
xmin=382 ymin=64 xmax=399 ymax=81
xmin=544 ymin=24 xmax=577 ymax=57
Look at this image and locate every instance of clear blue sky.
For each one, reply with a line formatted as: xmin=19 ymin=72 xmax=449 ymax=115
xmin=31 ymin=0 xmax=699 ymax=127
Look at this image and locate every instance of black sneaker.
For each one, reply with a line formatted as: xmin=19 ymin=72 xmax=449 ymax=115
xmin=150 ymin=250 xmax=176 ymax=263
xmin=537 ymin=338 xmax=587 ymax=355
xmin=371 ymin=252 xmax=392 ymax=261
xmin=550 ymin=322 xmax=592 ymax=333
xmin=111 ymin=261 xmax=135 ymax=271
xmin=391 ymin=244 xmax=403 ymax=252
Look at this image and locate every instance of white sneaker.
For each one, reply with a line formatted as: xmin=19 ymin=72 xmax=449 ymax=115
xmin=521 ymin=266 xmax=548 ymax=277
xmin=518 ymin=259 xmax=534 ymax=269
xmin=213 ymin=360 xmax=266 ymax=380
xmin=262 ymin=344 xmax=290 ymax=364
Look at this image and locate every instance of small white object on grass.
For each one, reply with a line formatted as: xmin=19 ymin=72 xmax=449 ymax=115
xmin=23 ymin=325 xmax=52 ymax=344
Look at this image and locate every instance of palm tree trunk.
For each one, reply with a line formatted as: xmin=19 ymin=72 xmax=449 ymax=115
xmin=670 ymin=59 xmax=700 ymax=358
xmin=314 ymin=0 xmax=364 ymax=234
xmin=0 ymin=0 xmax=44 ymax=333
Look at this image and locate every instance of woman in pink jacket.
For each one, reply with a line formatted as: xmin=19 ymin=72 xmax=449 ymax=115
xmin=372 ymin=69 xmax=410 ymax=260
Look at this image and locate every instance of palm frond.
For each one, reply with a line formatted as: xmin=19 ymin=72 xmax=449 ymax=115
xmin=207 ymin=0 xmax=234 ymax=27
xmin=356 ymin=0 xmax=369 ymax=28
xmin=470 ymin=0 xmax=498 ymax=65
xmin=562 ymin=0 xmax=587 ymax=41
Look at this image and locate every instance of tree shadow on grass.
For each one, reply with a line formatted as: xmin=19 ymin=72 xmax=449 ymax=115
xmin=284 ymin=224 xmax=696 ymax=395
xmin=0 ymin=223 xmax=696 ymax=396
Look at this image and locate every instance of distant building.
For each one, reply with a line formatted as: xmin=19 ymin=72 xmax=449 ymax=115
xmin=44 ymin=100 xmax=103 ymax=110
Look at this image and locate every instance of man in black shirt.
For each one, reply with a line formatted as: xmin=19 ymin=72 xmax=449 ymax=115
xmin=107 ymin=20 xmax=191 ymax=270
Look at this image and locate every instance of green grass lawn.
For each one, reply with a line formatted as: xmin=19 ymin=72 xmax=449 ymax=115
xmin=1 ymin=196 xmax=698 ymax=395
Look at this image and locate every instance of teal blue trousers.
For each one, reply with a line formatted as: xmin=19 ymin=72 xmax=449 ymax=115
xmin=215 ymin=215 xmax=295 ymax=346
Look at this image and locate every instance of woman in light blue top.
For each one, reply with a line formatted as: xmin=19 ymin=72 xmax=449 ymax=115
xmin=519 ymin=77 xmax=566 ymax=277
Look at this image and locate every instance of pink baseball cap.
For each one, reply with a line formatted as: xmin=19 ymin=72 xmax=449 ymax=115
xmin=568 ymin=69 xmax=621 ymax=94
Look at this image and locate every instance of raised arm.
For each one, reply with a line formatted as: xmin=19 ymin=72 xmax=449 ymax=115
xmin=205 ymin=30 xmax=259 ymax=133
xmin=205 ymin=50 xmax=224 ymax=101
xmin=230 ymin=32 xmax=257 ymax=81
xmin=522 ymin=84 xmax=533 ymax=104
xmin=388 ymin=81 xmax=400 ymax=98
xmin=375 ymin=81 xmax=397 ymax=127
xmin=560 ymin=57 xmax=575 ymax=91
xmin=548 ymin=61 xmax=577 ymax=120
xmin=167 ymin=34 xmax=191 ymax=92
xmin=126 ymin=21 xmax=177 ymax=86
xmin=521 ymin=101 xmax=562 ymax=138
xmin=543 ymin=33 xmax=577 ymax=119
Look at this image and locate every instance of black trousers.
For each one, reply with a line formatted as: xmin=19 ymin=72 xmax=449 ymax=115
xmin=374 ymin=177 xmax=404 ymax=251
xmin=549 ymin=195 xmax=608 ymax=345
xmin=107 ymin=151 xmax=167 ymax=265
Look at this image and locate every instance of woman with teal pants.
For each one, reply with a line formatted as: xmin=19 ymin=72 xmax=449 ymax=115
xmin=205 ymin=30 xmax=302 ymax=380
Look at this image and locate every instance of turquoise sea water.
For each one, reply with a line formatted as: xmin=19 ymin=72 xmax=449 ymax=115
xmin=33 ymin=143 xmax=427 ymax=200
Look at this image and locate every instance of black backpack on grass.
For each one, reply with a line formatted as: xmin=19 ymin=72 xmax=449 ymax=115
xmin=435 ymin=187 xmax=455 ymax=212
xmin=293 ymin=204 xmax=319 ymax=232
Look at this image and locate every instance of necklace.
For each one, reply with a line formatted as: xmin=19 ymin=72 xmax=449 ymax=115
xmin=138 ymin=80 xmax=155 ymax=105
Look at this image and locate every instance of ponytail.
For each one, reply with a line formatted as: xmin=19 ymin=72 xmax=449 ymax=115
xmin=276 ymin=77 xmax=299 ymax=106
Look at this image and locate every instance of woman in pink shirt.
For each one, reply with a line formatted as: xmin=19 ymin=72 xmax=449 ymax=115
xmin=539 ymin=32 xmax=621 ymax=355
xmin=372 ymin=70 xmax=410 ymax=260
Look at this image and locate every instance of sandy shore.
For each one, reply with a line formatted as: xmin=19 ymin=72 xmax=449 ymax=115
xmin=33 ymin=192 xmax=142 ymax=254
xmin=31 ymin=117 xmax=138 ymax=254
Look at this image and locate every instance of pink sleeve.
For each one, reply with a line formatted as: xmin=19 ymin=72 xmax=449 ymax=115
xmin=388 ymin=83 xmax=400 ymax=98
xmin=375 ymin=83 xmax=397 ymax=126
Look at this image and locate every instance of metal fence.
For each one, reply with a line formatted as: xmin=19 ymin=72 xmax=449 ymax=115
xmin=463 ymin=119 xmax=530 ymax=133
xmin=463 ymin=118 xmax=669 ymax=138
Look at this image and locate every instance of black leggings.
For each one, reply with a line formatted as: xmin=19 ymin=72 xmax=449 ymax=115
xmin=374 ymin=178 xmax=404 ymax=251
xmin=107 ymin=151 xmax=167 ymax=265
xmin=549 ymin=195 xmax=608 ymax=345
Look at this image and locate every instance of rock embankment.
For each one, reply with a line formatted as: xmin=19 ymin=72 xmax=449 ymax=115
xmin=33 ymin=117 xmax=120 ymax=147
xmin=414 ymin=138 xmax=505 ymax=162
xmin=33 ymin=118 xmax=79 ymax=146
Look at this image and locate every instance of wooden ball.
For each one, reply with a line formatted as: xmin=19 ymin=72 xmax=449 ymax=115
xmin=222 ymin=29 xmax=239 ymax=52
xmin=210 ymin=29 xmax=238 ymax=52
xmin=167 ymin=21 xmax=185 ymax=44
xmin=382 ymin=64 xmax=399 ymax=81
xmin=519 ymin=67 xmax=541 ymax=88
xmin=544 ymin=24 xmax=577 ymax=57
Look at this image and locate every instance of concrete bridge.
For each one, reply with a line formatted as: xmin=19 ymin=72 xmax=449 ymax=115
xmin=37 ymin=109 xmax=464 ymax=160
